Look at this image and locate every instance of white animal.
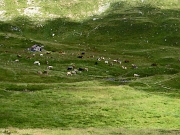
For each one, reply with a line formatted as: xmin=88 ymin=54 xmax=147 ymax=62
xmin=84 ymin=68 xmax=88 ymax=71
xmin=71 ymin=71 xmax=76 ymax=74
xmin=14 ymin=59 xmax=19 ymax=62
xmin=134 ymin=74 xmax=140 ymax=77
xmin=122 ymin=66 xmax=127 ymax=69
xmin=47 ymin=66 xmax=53 ymax=70
xmin=113 ymin=59 xmax=118 ymax=62
xmin=132 ymin=64 xmax=138 ymax=69
xmin=105 ymin=60 xmax=108 ymax=64
xmin=34 ymin=61 xmax=39 ymax=64
xmin=40 ymin=54 xmax=43 ymax=56
xmin=67 ymin=71 xmax=72 ymax=76
xmin=73 ymin=69 xmax=78 ymax=73
xmin=34 ymin=61 xmax=40 ymax=66
xmin=100 ymin=57 xmax=105 ymax=60
xmin=97 ymin=58 xmax=101 ymax=61
xmin=118 ymin=61 xmax=122 ymax=64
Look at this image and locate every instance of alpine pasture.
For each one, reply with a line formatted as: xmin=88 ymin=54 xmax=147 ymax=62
xmin=0 ymin=0 xmax=180 ymax=134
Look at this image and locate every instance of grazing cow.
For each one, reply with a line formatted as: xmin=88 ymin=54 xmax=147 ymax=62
xmin=71 ymin=71 xmax=77 ymax=74
xmin=77 ymin=55 xmax=83 ymax=59
xmin=134 ymin=74 xmax=140 ymax=77
xmin=109 ymin=62 xmax=114 ymax=66
xmin=132 ymin=64 xmax=138 ymax=69
xmin=67 ymin=71 xmax=72 ymax=76
xmin=14 ymin=59 xmax=19 ymax=62
xmin=59 ymin=51 xmax=66 ymax=55
xmin=37 ymin=71 xmax=42 ymax=75
xmin=81 ymin=52 xmax=85 ymax=55
xmin=47 ymin=66 xmax=53 ymax=70
xmin=78 ymin=67 xmax=88 ymax=72
xmin=78 ymin=68 xmax=84 ymax=71
xmin=90 ymin=55 xmax=94 ymax=58
xmin=43 ymin=70 xmax=48 ymax=75
xmin=40 ymin=54 xmax=43 ymax=56
xmin=113 ymin=59 xmax=118 ymax=63
xmin=151 ymin=63 xmax=157 ymax=66
xmin=46 ymin=51 xmax=51 ymax=54
xmin=74 ymin=69 xmax=78 ymax=73
xmin=118 ymin=61 xmax=122 ymax=64
xmin=17 ymin=54 xmax=22 ymax=58
xmin=105 ymin=60 xmax=108 ymax=64
xmin=97 ymin=58 xmax=101 ymax=61
xmin=26 ymin=56 xmax=31 ymax=59
xmin=122 ymin=66 xmax=127 ymax=69
xmin=34 ymin=61 xmax=40 ymax=66
xmin=124 ymin=60 xmax=130 ymax=63
xmin=34 ymin=61 xmax=39 ymax=64
xmin=67 ymin=66 xmax=74 ymax=70
xmin=100 ymin=57 xmax=105 ymax=60
xmin=84 ymin=68 xmax=88 ymax=71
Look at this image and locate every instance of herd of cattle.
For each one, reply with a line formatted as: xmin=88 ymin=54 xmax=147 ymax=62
xmin=14 ymin=48 xmax=179 ymax=78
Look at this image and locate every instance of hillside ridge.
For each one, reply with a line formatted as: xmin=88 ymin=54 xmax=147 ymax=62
xmin=0 ymin=0 xmax=180 ymax=21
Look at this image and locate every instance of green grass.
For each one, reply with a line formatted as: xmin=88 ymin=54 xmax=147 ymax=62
xmin=1 ymin=82 xmax=180 ymax=129
xmin=0 ymin=0 xmax=180 ymax=134
xmin=1 ymin=82 xmax=180 ymax=135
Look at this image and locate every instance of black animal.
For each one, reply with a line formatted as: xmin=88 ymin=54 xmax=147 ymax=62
xmin=78 ymin=68 xmax=85 ymax=71
xmin=77 ymin=55 xmax=83 ymax=58
xmin=124 ymin=60 xmax=130 ymax=63
xmin=95 ymin=62 xmax=98 ymax=65
xmin=67 ymin=66 xmax=74 ymax=70
xmin=151 ymin=63 xmax=157 ymax=66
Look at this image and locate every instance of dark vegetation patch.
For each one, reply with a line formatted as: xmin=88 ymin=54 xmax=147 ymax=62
xmin=4 ymin=84 xmax=52 ymax=92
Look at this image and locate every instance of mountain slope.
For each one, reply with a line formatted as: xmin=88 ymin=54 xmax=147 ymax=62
xmin=0 ymin=0 xmax=180 ymax=21
xmin=0 ymin=0 xmax=179 ymax=86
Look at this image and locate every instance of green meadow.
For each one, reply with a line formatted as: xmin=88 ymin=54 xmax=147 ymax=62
xmin=0 ymin=0 xmax=180 ymax=134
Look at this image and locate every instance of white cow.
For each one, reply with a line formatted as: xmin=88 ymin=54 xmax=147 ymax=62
xmin=34 ymin=61 xmax=40 ymax=66
xmin=84 ymin=68 xmax=88 ymax=71
xmin=105 ymin=60 xmax=108 ymax=64
xmin=14 ymin=59 xmax=19 ymax=62
xmin=47 ymin=66 xmax=53 ymax=70
xmin=122 ymin=66 xmax=127 ymax=69
xmin=134 ymin=74 xmax=140 ymax=77
xmin=67 ymin=71 xmax=72 ymax=76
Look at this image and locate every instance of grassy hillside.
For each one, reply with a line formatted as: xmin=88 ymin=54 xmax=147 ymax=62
xmin=0 ymin=0 xmax=180 ymax=21
xmin=0 ymin=0 xmax=180 ymax=134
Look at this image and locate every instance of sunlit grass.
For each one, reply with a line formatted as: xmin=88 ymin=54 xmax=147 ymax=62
xmin=1 ymin=83 xmax=180 ymax=129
